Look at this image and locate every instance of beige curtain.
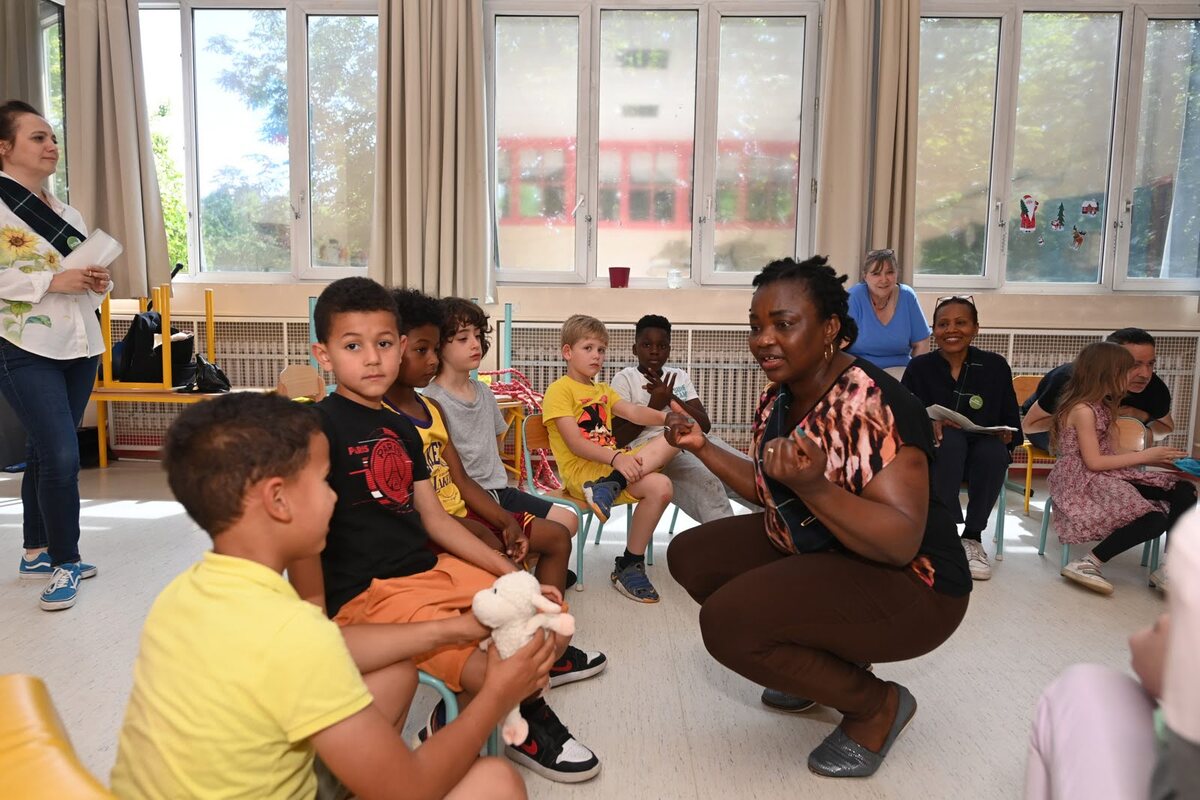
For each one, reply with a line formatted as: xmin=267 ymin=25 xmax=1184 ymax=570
xmin=814 ymin=0 xmax=920 ymax=282
xmin=813 ymin=0 xmax=872 ymax=279
xmin=868 ymin=0 xmax=919 ymax=281
xmin=64 ymin=0 xmax=168 ymax=299
xmin=370 ymin=0 xmax=487 ymax=300
xmin=0 ymin=0 xmax=42 ymax=105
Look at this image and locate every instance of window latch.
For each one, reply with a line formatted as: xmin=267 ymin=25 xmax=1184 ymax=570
xmin=994 ymin=200 xmax=1005 ymax=228
xmin=570 ymin=195 xmax=586 ymax=219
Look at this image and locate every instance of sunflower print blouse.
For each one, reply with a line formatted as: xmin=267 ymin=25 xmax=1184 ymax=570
xmin=0 ymin=174 xmax=108 ymax=359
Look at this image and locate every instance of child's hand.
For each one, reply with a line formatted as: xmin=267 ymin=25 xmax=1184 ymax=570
xmin=664 ymin=411 xmax=705 ymax=452
xmin=501 ymin=518 xmax=529 ymax=563
xmin=612 ymin=451 xmax=644 ymax=482
xmin=456 ymin=611 xmax=491 ymax=642
xmin=762 ymin=428 xmax=827 ymax=493
xmin=642 ymin=370 xmax=677 ymax=410
xmin=482 ymin=630 xmax=556 ymax=709
xmin=539 ymin=584 xmax=564 ymax=607
xmin=1142 ymin=446 xmax=1188 ymax=469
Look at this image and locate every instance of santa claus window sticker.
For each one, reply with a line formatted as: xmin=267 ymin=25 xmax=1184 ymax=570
xmin=1016 ymin=194 xmax=1099 ymax=250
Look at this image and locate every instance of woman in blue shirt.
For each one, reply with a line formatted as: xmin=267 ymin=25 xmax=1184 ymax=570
xmin=846 ymin=249 xmax=930 ymax=376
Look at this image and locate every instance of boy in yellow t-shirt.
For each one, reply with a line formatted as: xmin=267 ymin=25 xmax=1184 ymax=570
xmin=542 ymin=314 xmax=683 ymax=603
xmin=111 ymin=391 xmax=549 ymax=800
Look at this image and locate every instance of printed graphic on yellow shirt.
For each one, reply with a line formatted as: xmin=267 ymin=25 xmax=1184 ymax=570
xmin=578 ymin=398 xmax=616 ymax=448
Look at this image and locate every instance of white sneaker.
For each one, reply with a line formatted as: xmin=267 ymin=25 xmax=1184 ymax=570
xmin=1149 ymin=566 xmax=1168 ymax=593
xmin=962 ymin=538 xmax=991 ymax=581
xmin=1061 ymin=557 xmax=1114 ymax=595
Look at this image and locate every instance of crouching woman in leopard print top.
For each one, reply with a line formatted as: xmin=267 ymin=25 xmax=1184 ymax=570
xmin=666 ymin=255 xmax=971 ymax=779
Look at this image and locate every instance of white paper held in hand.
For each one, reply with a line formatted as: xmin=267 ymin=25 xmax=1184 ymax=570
xmin=926 ymin=404 xmax=1019 ymax=435
xmin=62 ymin=229 xmax=124 ymax=270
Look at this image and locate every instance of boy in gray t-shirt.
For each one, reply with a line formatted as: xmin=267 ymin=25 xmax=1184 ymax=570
xmin=611 ymin=315 xmax=755 ymax=524
xmin=424 ymin=300 xmax=595 ymax=595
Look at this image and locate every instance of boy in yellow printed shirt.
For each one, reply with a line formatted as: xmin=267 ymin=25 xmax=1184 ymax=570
xmin=542 ymin=314 xmax=683 ymax=603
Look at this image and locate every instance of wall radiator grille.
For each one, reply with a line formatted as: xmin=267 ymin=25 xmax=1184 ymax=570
xmin=103 ymin=317 xmax=1198 ymax=460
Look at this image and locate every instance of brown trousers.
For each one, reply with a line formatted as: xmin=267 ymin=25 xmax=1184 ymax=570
xmin=667 ymin=514 xmax=969 ymax=720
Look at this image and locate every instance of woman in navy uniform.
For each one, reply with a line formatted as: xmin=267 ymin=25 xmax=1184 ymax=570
xmin=902 ymin=296 xmax=1020 ymax=582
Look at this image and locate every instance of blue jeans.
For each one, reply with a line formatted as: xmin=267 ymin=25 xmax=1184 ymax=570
xmin=0 ymin=339 xmax=99 ymax=565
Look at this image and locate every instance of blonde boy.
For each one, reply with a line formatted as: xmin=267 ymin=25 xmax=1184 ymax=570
xmin=542 ymin=314 xmax=680 ymax=603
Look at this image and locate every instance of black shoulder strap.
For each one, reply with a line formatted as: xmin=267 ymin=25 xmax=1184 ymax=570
xmin=0 ymin=176 xmax=86 ymax=257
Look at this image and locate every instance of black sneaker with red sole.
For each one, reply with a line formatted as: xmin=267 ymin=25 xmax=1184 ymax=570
xmin=549 ymin=644 xmax=607 ymax=688
xmin=506 ymin=700 xmax=600 ymax=783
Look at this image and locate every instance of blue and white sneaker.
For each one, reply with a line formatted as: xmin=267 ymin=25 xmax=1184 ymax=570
xmin=20 ymin=552 xmax=97 ymax=581
xmin=583 ymin=480 xmax=619 ymax=524
xmin=610 ymin=559 xmax=659 ymax=604
xmin=40 ymin=563 xmax=83 ymax=611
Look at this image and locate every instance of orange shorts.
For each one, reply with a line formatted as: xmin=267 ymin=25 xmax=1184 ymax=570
xmin=331 ymin=553 xmax=495 ymax=692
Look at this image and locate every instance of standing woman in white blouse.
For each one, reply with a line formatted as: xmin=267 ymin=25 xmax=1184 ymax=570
xmin=0 ymin=100 xmax=111 ymax=611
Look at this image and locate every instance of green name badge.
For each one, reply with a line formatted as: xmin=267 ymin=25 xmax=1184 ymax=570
xmin=969 ymin=395 xmax=984 ymax=410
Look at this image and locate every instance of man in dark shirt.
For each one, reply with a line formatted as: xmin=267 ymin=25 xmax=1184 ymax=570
xmin=1022 ymin=328 xmax=1174 ymax=451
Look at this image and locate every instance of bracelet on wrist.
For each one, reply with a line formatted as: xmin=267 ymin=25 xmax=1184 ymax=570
xmin=610 ymin=450 xmax=620 ymax=466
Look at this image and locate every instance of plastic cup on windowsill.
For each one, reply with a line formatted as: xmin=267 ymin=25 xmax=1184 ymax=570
xmin=608 ymin=267 xmax=631 ymax=288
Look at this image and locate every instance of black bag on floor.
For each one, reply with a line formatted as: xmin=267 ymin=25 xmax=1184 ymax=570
xmin=116 ymin=311 xmax=195 ymax=386
xmin=176 ymin=354 xmax=231 ymax=394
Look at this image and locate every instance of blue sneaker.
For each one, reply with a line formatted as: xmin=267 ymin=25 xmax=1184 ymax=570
xmin=610 ymin=558 xmax=659 ymax=604
xmin=20 ymin=553 xmax=97 ymax=581
xmin=40 ymin=563 xmax=83 ymax=611
xmin=583 ymin=480 xmax=619 ymax=523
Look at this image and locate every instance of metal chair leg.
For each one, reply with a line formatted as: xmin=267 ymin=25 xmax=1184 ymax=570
xmin=1038 ymin=498 xmax=1053 ymax=556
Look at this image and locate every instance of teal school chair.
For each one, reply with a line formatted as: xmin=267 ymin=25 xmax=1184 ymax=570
xmin=418 ymin=671 xmax=500 ymax=756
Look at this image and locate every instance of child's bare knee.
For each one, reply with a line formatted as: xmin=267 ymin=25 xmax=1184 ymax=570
xmin=548 ymin=505 xmax=578 ymax=536
xmin=468 ymin=757 xmax=526 ymax=799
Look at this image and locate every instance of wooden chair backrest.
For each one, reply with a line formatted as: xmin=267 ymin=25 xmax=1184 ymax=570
xmin=1013 ymin=375 xmax=1042 ymax=407
xmin=523 ymin=413 xmax=552 ymax=452
xmin=1115 ymin=416 xmax=1152 ymax=453
xmin=277 ymin=364 xmax=324 ymax=400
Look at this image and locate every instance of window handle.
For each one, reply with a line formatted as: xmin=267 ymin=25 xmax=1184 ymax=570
xmin=698 ymin=194 xmax=711 ymax=224
xmin=291 ymin=192 xmax=305 ymax=221
xmin=570 ymin=195 xmax=586 ymax=219
xmin=995 ymin=200 xmax=1005 ymax=228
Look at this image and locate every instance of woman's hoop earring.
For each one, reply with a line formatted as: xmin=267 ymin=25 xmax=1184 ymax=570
xmin=825 ymin=341 xmax=835 ymax=361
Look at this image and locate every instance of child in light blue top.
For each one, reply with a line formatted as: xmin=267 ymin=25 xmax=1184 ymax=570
xmin=845 ymin=249 xmax=931 ymax=371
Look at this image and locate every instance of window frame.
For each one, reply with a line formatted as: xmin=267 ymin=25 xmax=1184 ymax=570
xmin=145 ymin=0 xmax=377 ymax=283
xmin=915 ymin=0 xmax=1200 ymax=294
xmin=485 ymin=0 xmax=821 ymax=289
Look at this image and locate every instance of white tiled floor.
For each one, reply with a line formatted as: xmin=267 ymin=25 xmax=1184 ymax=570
xmin=0 ymin=463 xmax=1164 ymax=799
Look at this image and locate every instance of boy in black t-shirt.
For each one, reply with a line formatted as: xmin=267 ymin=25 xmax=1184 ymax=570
xmin=287 ymin=277 xmax=602 ymax=785
xmin=1022 ymin=328 xmax=1174 ymax=451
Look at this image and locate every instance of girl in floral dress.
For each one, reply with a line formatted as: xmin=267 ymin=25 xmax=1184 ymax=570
xmin=1048 ymin=342 xmax=1194 ymax=595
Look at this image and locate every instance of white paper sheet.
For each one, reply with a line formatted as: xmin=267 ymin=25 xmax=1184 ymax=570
xmin=62 ymin=229 xmax=123 ymax=269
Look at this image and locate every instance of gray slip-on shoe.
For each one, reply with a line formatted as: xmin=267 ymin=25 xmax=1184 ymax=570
xmin=806 ymin=682 xmax=916 ymax=778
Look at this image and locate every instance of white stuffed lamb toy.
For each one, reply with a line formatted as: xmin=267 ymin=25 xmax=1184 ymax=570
xmin=471 ymin=571 xmax=575 ymax=745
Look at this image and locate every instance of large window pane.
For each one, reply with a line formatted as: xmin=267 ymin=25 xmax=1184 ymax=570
xmin=1007 ymin=13 xmax=1119 ymax=283
xmin=915 ymin=17 xmax=1000 ymax=277
xmin=597 ymin=10 xmax=697 ymax=281
xmin=494 ymin=17 xmax=579 ymax=273
xmin=308 ymin=15 xmax=378 ymax=268
xmin=712 ymin=17 xmax=804 ymax=272
xmin=1128 ymin=19 xmax=1200 ymax=280
xmin=193 ymin=9 xmax=290 ymax=273
xmin=139 ymin=9 xmax=190 ymax=273
xmin=39 ymin=1 xmax=66 ymax=200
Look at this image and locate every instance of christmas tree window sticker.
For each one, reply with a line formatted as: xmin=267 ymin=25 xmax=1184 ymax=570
xmin=1050 ymin=203 xmax=1066 ymax=232
xmin=1019 ymin=194 xmax=1039 ymax=232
